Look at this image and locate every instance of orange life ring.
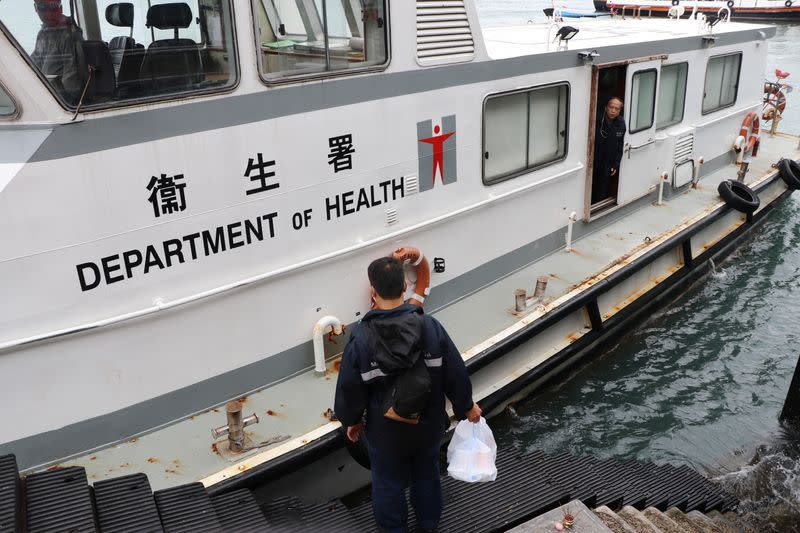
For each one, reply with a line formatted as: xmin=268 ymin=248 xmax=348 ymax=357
xmin=392 ymin=247 xmax=430 ymax=307
xmin=736 ymin=112 xmax=760 ymax=157
xmin=763 ymin=83 xmax=787 ymax=120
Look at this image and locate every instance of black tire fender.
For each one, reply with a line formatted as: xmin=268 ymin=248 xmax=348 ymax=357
xmin=786 ymin=0 xmax=793 ymax=7
xmin=779 ymin=158 xmax=800 ymax=190
xmin=671 ymin=0 xmax=679 ymax=5
xmin=717 ymin=179 xmax=760 ymax=214
xmin=727 ymin=0 xmax=734 ymax=7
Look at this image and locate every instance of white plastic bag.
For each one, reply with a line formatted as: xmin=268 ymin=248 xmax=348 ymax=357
xmin=446 ymin=417 xmax=497 ymax=482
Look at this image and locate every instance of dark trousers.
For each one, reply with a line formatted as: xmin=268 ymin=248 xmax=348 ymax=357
xmin=368 ymin=441 xmax=442 ymax=532
xmin=591 ymin=165 xmax=609 ymax=204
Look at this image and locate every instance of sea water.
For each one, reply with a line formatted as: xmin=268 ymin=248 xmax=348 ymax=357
xmin=475 ymin=1 xmax=800 ymax=529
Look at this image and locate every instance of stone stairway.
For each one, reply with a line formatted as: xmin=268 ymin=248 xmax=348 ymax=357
xmin=510 ymin=500 xmax=758 ymax=533
xmin=592 ymin=504 xmax=757 ymax=533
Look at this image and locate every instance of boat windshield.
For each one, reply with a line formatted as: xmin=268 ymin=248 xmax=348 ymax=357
xmin=0 ymin=0 xmax=237 ymax=109
xmin=253 ymin=0 xmax=388 ymax=81
xmin=0 ymin=82 xmax=14 ymax=116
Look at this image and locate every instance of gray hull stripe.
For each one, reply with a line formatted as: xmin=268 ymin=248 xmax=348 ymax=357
xmin=0 ymin=187 xmax=664 ymax=470
xmin=26 ymin=27 xmax=772 ymax=162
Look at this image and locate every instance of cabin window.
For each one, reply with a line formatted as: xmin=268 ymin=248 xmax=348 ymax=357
xmin=656 ymin=62 xmax=688 ymax=129
xmin=629 ymin=69 xmax=657 ymax=133
xmin=0 ymin=0 xmax=237 ymax=109
xmin=252 ymin=0 xmax=389 ymax=82
xmin=0 ymin=83 xmax=15 ymax=116
xmin=702 ymin=53 xmax=741 ymax=114
xmin=483 ymin=83 xmax=569 ymax=185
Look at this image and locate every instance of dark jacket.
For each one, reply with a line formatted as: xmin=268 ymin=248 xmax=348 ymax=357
xmin=334 ymin=304 xmax=474 ymax=454
xmin=594 ymin=113 xmax=626 ymax=175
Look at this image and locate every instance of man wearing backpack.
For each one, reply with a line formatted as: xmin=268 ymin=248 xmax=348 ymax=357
xmin=334 ymin=256 xmax=481 ymax=533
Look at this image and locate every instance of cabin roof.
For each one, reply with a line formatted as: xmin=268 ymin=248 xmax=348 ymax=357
xmin=481 ymin=18 xmax=771 ymax=59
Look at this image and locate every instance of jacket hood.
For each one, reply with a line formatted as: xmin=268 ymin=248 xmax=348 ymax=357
xmin=361 ymin=304 xmax=424 ymax=373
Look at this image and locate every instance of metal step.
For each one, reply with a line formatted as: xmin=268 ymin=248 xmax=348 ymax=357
xmin=94 ymin=473 xmax=162 ymax=533
xmin=261 ymin=496 xmax=364 ymax=532
xmin=153 ymin=482 xmax=222 ymax=533
xmin=25 ymin=466 xmax=97 ymax=533
xmin=12 ymin=464 xmax=275 ymax=532
xmin=323 ymin=448 xmax=739 ymax=532
xmin=210 ymin=489 xmax=268 ymax=532
xmin=7 ymin=445 xmax=739 ymax=532
xmin=0 ymin=455 xmax=20 ymax=533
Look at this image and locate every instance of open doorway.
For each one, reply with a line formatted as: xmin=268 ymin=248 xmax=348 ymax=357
xmin=588 ymin=64 xmax=627 ymax=214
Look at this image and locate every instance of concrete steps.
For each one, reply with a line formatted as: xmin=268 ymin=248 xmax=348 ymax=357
xmin=510 ymin=500 xmax=757 ymax=533
xmin=590 ymin=504 xmax=757 ymax=533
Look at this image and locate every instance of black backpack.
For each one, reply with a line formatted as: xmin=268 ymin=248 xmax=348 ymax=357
xmin=383 ymin=355 xmax=432 ymax=424
xmin=363 ymin=313 xmax=432 ymax=425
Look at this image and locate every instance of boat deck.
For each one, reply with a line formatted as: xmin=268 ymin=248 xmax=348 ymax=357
xmin=481 ymin=18 xmax=770 ymax=59
xmin=52 ymin=133 xmax=800 ymax=492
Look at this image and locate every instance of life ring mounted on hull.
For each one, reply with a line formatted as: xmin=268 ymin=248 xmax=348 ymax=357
xmin=392 ymin=247 xmax=431 ymax=306
xmin=763 ymin=83 xmax=788 ymax=121
xmin=733 ymin=112 xmax=760 ymax=159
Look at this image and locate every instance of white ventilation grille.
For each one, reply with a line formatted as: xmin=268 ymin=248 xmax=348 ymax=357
xmin=674 ymin=132 xmax=694 ymax=163
xmin=404 ymin=175 xmax=419 ymax=196
xmin=416 ymin=0 xmax=476 ymax=65
xmin=385 ymin=208 xmax=398 ymax=226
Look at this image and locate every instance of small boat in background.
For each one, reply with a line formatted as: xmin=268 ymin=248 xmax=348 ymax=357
xmin=594 ymin=0 xmax=800 ymax=21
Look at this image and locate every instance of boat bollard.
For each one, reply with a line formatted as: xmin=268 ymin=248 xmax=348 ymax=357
xmin=212 ymin=401 xmax=259 ymax=453
xmin=737 ymin=161 xmax=750 ymax=182
xmin=514 ymin=289 xmax=527 ymax=312
xmin=533 ymin=276 xmax=548 ymax=301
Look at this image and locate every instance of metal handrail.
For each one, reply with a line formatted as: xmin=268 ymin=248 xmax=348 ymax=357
xmin=625 ymin=138 xmax=656 ymax=157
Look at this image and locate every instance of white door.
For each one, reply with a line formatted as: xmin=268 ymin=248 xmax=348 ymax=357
xmin=618 ymin=59 xmax=661 ymax=205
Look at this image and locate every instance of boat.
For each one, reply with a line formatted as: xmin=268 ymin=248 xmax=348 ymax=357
xmin=594 ymin=0 xmax=800 ymax=21
xmin=0 ymin=0 xmax=798 ymax=503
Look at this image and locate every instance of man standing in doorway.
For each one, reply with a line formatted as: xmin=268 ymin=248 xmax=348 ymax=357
xmin=592 ymin=96 xmax=626 ymax=204
xmin=334 ymin=256 xmax=481 ymax=533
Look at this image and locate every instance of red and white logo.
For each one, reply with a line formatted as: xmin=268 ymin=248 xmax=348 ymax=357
xmin=417 ymin=115 xmax=457 ymax=191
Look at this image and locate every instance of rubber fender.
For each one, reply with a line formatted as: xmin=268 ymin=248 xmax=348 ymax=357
xmin=727 ymin=0 xmax=734 ymax=7
xmin=342 ymin=426 xmax=371 ymax=469
xmin=671 ymin=0 xmax=679 ymax=5
xmin=786 ymin=0 xmax=793 ymax=7
xmin=717 ymin=179 xmax=760 ymax=214
xmin=778 ymin=158 xmax=800 ymax=190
